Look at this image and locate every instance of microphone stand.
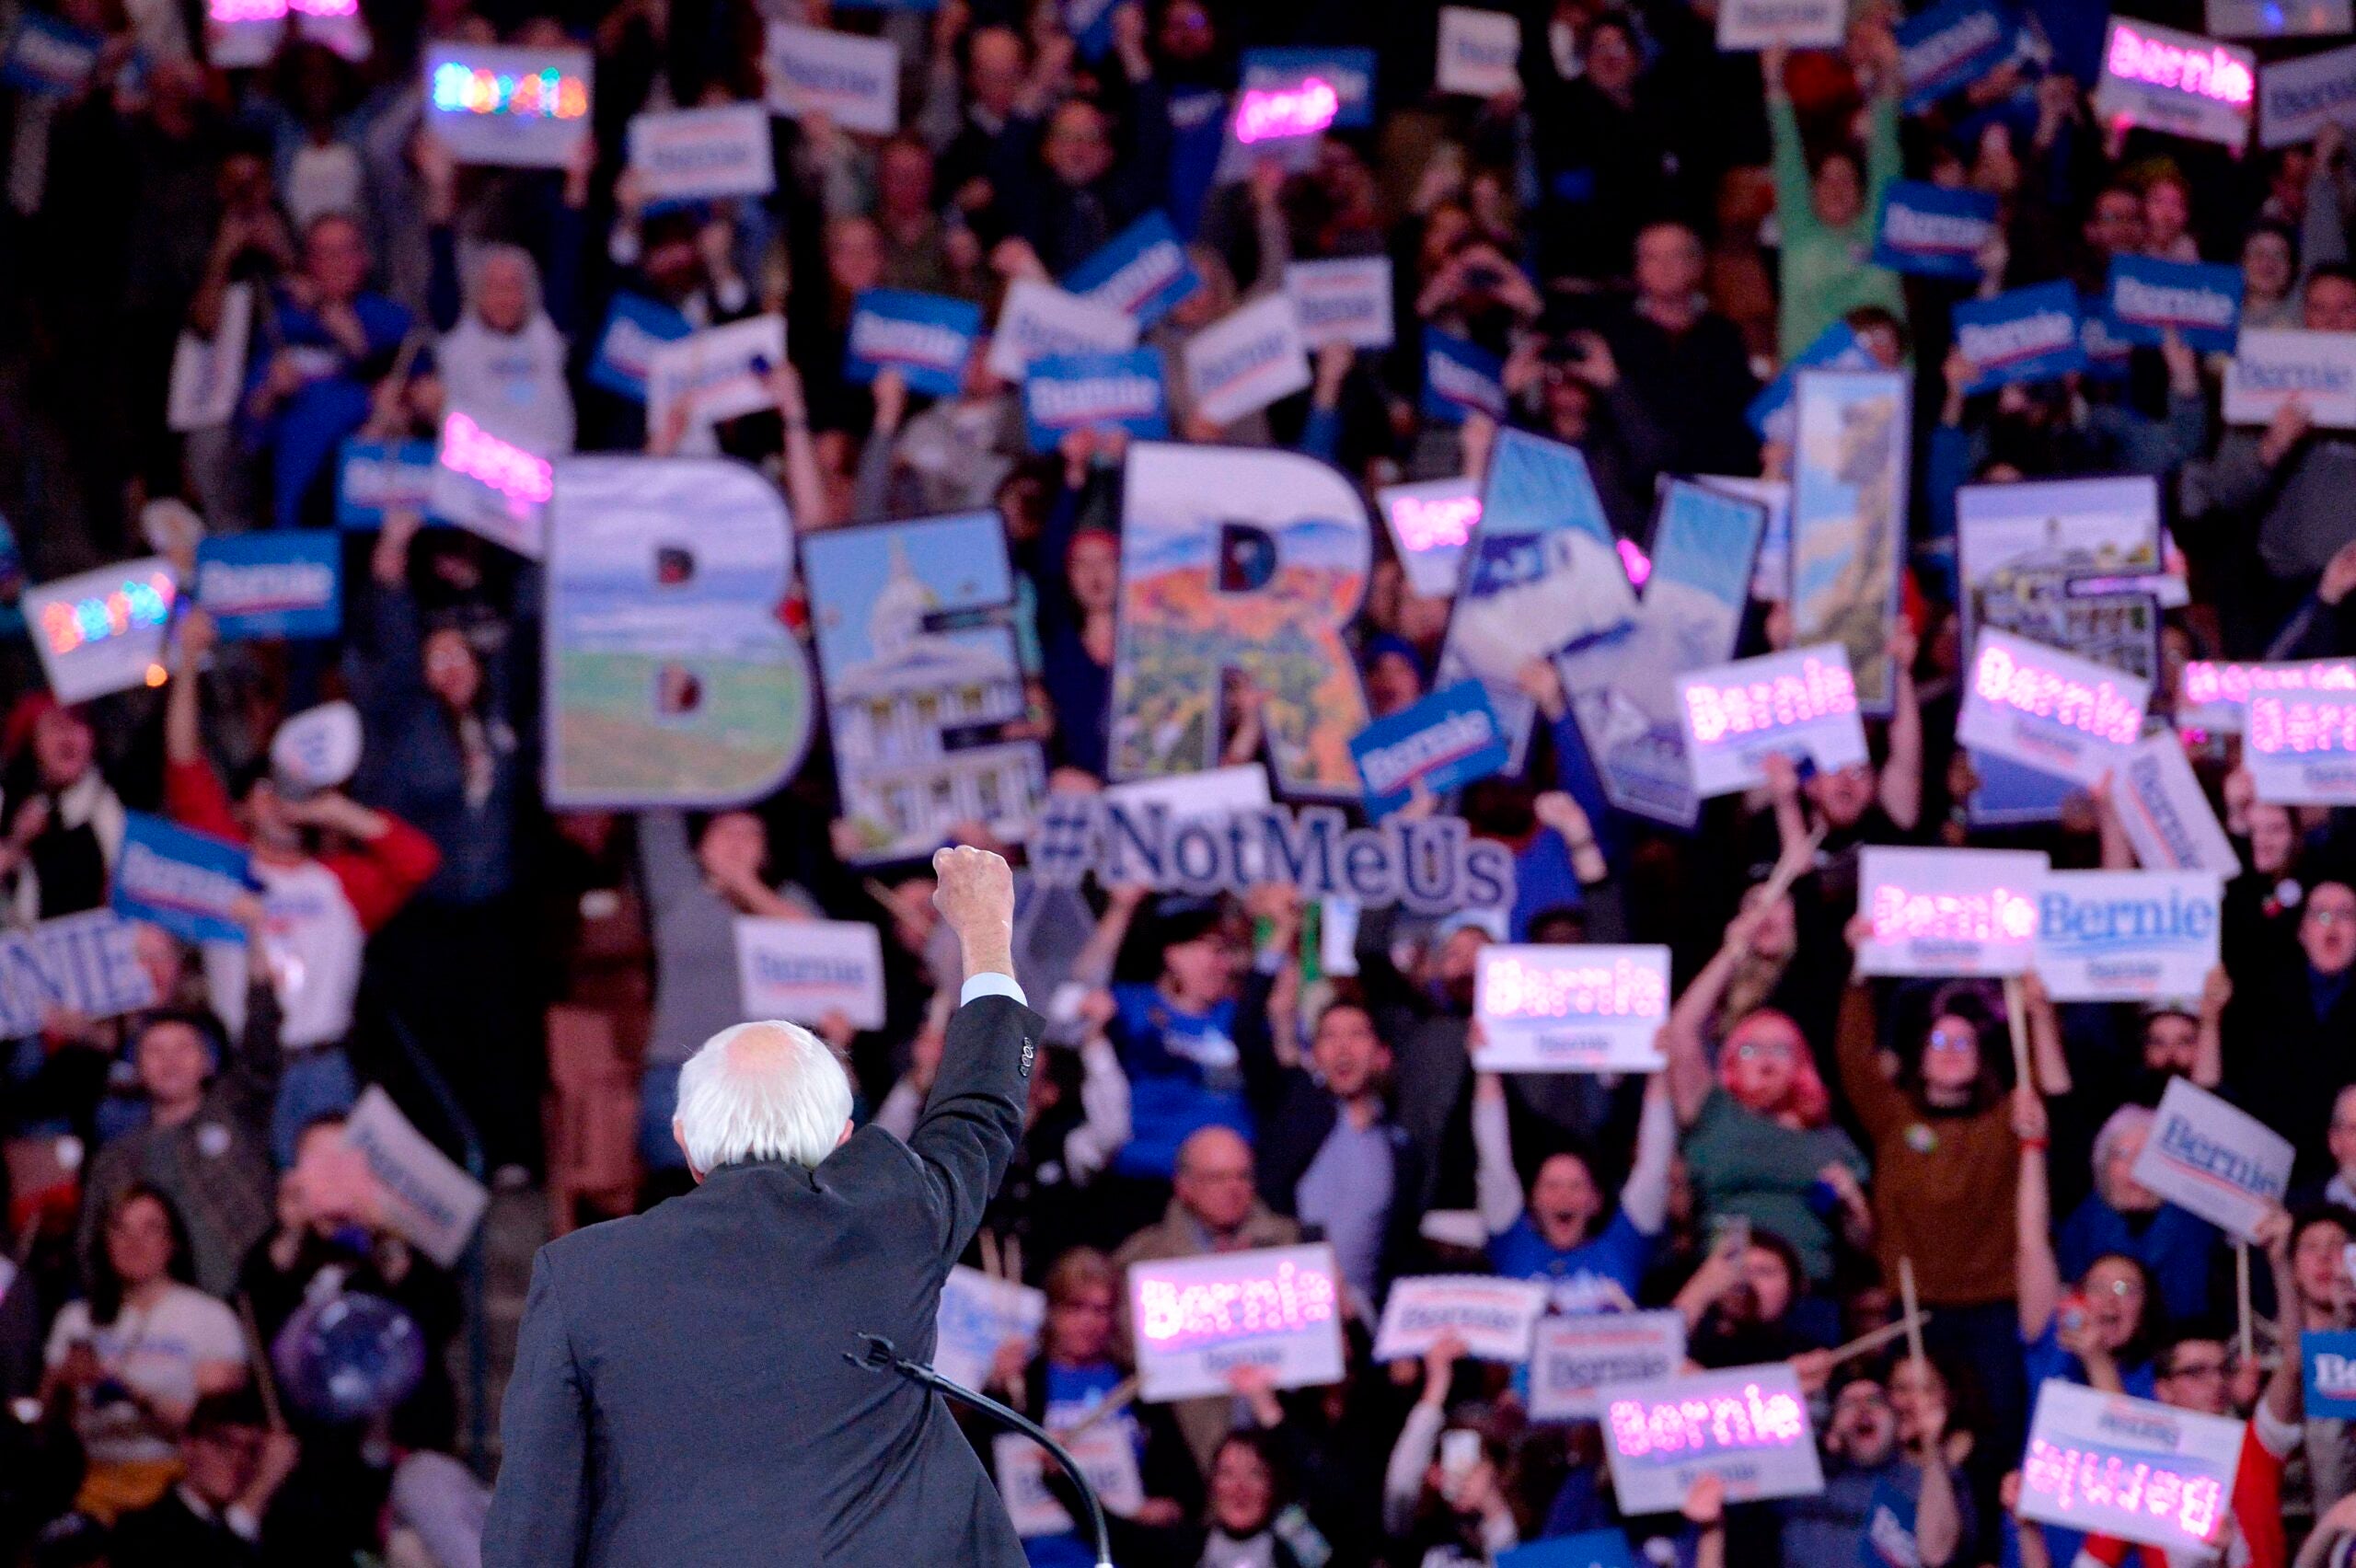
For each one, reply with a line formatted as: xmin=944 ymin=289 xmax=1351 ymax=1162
xmin=849 ymin=1333 xmax=1116 ymax=1568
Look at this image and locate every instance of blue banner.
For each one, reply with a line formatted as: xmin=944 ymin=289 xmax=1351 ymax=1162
xmin=2080 ymin=294 xmax=2134 ymax=382
xmin=1953 ymin=281 xmax=2085 ymax=391
xmin=195 ymin=533 xmax=342 ymax=640
xmin=1351 ymin=681 xmax=1510 ymax=819
xmin=1897 ymin=0 xmax=2020 ymax=110
xmin=2106 ymin=256 xmax=2244 ymax=353
xmin=1241 ymin=46 xmax=1376 ymax=127
xmin=1023 ymin=349 xmax=1169 ymax=452
xmin=590 ymin=293 xmax=693 ymax=402
xmin=1 ymin=11 xmax=98 ymax=95
xmin=1860 ymin=1477 xmax=1921 ymax=1567
xmin=1747 ymin=321 xmax=1868 ymax=437
xmin=336 ymin=441 xmax=440 ymax=529
xmin=2306 ymin=1331 xmax=2356 ymax=1419
xmin=1423 ymin=329 xmax=1507 ymax=422
xmin=111 ymin=813 xmax=259 ymax=946
xmin=845 ymin=288 xmax=983 ymax=398
xmin=1497 ymin=1530 xmax=1638 ymax=1568
xmin=1871 ymin=180 xmax=1999 ymax=281
xmin=1063 ymin=213 xmax=1202 ymax=329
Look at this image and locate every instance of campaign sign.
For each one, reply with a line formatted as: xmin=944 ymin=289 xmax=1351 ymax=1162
xmin=341 ymin=1086 xmax=490 ymax=1268
xmin=1696 ymin=475 xmax=1792 ymax=602
xmin=1717 ymin=0 xmax=1845 ymax=50
xmin=1436 ymin=6 xmax=1520 ymax=97
xmin=733 ymin=917 xmax=885 ymax=1031
xmin=1371 ymin=1276 xmax=1549 ymax=1364
xmin=2079 ymin=294 xmax=2136 ymax=383
xmin=194 ymin=533 xmax=341 ymax=640
xmin=424 ymin=44 xmax=592 ymax=168
xmin=111 ymin=813 xmax=257 ymax=948
xmin=1351 ymin=682 xmax=1510 ymax=820
xmin=26 ymin=558 xmax=177 ymax=704
xmin=1746 ymin=321 xmax=1868 ymax=443
xmin=1958 ymin=628 xmax=2151 ymax=788
xmin=995 ymin=1427 xmax=1144 ymax=1537
xmin=432 ymin=409 xmax=549 ymax=558
xmin=1898 ymin=0 xmax=2021 ymax=110
xmin=1287 ymin=257 xmax=1395 ymax=350
xmin=1677 ymin=644 xmax=1869 ymax=799
xmin=1064 ymin=213 xmax=1200 ymax=329
xmin=1022 ymin=349 xmax=1168 ymax=452
xmin=1871 ymin=181 xmax=1999 ymax=281
xmin=2303 ymin=1330 xmax=2356 ymax=1420
xmin=589 ymin=294 xmax=693 ymax=403
xmin=1528 ymin=1310 xmax=1687 ymax=1424
xmin=2018 ymin=1380 xmax=2245 ymax=1555
xmin=933 ymin=1265 xmax=1045 ymax=1391
xmin=1127 ymin=1244 xmax=1346 ymax=1401
xmin=647 ymin=314 xmax=789 ymax=429
xmin=1600 ymin=1363 xmax=1825 ymax=1515
xmin=1242 ymin=47 xmax=1376 ymax=127
xmin=337 ymin=440 xmax=437 ymax=527
xmin=1472 ymin=945 xmax=1670 ymax=1073
xmin=1499 ymin=1536 xmax=1640 ymax=1568
xmin=846 ymin=289 xmax=982 ymax=398
xmin=2035 ymin=870 xmax=2223 ymax=1003
xmin=2223 ymin=328 xmax=2356 ymax=427
xmin=2094 ymin=17 xmax=2255 ymax=150
xmin=2116 ymin=732 xmax=2239 ymax=877
xmin=764 ymin=22 xmax=899 ymax=134
xmin=1856 ymin=847 xmax=2050 ymax=978
xmin=2248 ymin=687 xmax=2356 ymax=803
xmin=627 ymin=104 xmax=776 ymax=204
xmin=1185 ymin=294 xmax=1311 ymax=426
xmin=2259 ymin=42 xmax=2356 ymax=148
xmin=1380 ymin=478 xmax=1480 ymax=600
xmin=2178 ymin=658 xmax=2356 ymax=732
xmin=987 ymin=279 xmax=1138 ymax=384
xmin=0 ymin=911 xmax=157 ymax=1038
xmin=2106 ymin=257 xmax=2243 ymax=353
xmin=2212 ymin=0 xmax=2351 ymax=36
xmin=1423 ymin=329 xmax=1507 ymax=422
xmin=2 ymin=12 xmax=99 ymax=95
xmin=1954 ymin=282 xmax=2087 ymax=392
xmin=2131 ymin=1077 xmax=2292 ymax=1239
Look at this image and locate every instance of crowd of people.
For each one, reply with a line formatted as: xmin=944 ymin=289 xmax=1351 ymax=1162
xmin=5 ymin=0 xmax=2356 ymax=1563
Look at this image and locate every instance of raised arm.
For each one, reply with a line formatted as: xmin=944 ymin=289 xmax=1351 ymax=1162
xmin=2017 ymin=972 xmax=2072 ymax=1098
xmin=1619 ymin=1071 xmax=1676 ymax=1237
xmin=1664 ymin=908 xmax=1758 ymax=1127
xmin=1471 ymin=1071 xmax=1525 ymax=1237
xmin=2258 ymin=1207 xmax=2304 ymax=1435
xmin=2014 ymin=1087 xmax=2062 ymax=1345
xmin=2194 ymin=965 xmax=2230 ymax=1091
xmin=1834 ymin=933 xmax=1910 ymax=1142
xmin=1877 ymin=624 xmax=1923 ymax=833
xmin=1068 ymin=882 xmax=1149 ymax=987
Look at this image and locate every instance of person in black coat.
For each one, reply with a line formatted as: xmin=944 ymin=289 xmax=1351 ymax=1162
xmin=483 ymin=847 xmax=1045 ymax=1568
xmin=108 ymin=1392 xmax=298 ymax=1568
xmin=2224 ymin=870 xmax=2356 ymax=1186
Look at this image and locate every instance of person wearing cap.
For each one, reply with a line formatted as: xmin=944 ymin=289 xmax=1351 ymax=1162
xmin=164 ymin=610 xmax=442 ymax=1163
xmin=0 ymin=695 xmax=123 ymax=923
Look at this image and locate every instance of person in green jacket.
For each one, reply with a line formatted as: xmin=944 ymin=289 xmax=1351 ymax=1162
xmin=1767 ymin=29 xmax=1909 ymax=361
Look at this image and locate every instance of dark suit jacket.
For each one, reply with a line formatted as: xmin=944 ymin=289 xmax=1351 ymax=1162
xmin=483 ymin=994 xmax=1045 ymax=1567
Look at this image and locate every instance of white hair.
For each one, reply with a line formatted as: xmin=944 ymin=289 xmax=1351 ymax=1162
xmin=674 ymin=1020 xmax=855 ymax=1174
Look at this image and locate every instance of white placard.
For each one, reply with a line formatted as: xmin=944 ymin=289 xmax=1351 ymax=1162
xmin=423 ymin=44 xmax=594 ymax=169
xmin=2223 ymin=328 xmax=2356 ymax=427
xmin=2034 ymin=870 xmax=2222 ymax=1003
xmin=1102 ymin=762 xmax=1273 ymax=822
xmin=733 ymin=917 xmax=885 ymax=1031
xmin=2212 ymin=0 xmax=2350 ymax=37
xmin=1957 ymin=628 xmax=2150 ymax=788
xmin=2116 ymin=733 xmax=2239 ymax=877
xmin=993 ymin=1427 xmax=1144 ymax=1537
xmin=1127 ymin=1244 xmax=1345 ymax=1402
xmin=764 ymin=22 xmax=900 ymax=135
xmin=1435 ymin=7 xmax=1521 ymax=97
xmin=1285 ymin=257 xmax=1394 ymax=350
xmin=932 ymin=1264 xmax=1045 ymax=1390
xmin=1717 ymin=0 xmax=1848 ymax=51
xmin=2093 ymin=17 xmax=2255 ymax=151
xmin=647 ymin=314 xmax=788 ymax=430
xmin=2131 ymin=1077 xmax=2292 ymax=1241
xmin=341 ymin=1086 xmax=491 ymax=1268
xmin=25 ymin=558 xmax=177 ymax=703
xmin=1676 ymin=643 xmax=1869 ymax=799
xmin=1378 ymin=477 xmax=1480 ymax=600
xmin=2249 ymin=687 xmax=2356 ymax=803
xmin=2258 ymin=43 xmax=2356 ymax=147
xmin=166 ymin=282 xmax=251 ymax=433
xmin=1529 ymin=1310 xmax=1688 ymax=1423
xmin=1600 ymin=1363 xmax=1825 ymax=1514
xmin=1184 ymin=293 xmax=1311 ymax=427
xmin=2017 ymin=1380 xmax=2247 ymax=1554
xmin=1472 ymin=944 xmax=1669 ymax=1072
xmin=987 ymin=280 xmax=1138 ymax=383
xmin=1855 ymin=847 xmax=2050 ymax=977
xmin=627 ymin=104 xmax=777 ymax=202
xmin=1370 ymin=1276 xmax=1550 ymax=1364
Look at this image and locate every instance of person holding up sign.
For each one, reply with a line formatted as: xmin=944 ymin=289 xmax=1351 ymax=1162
xmin=1472 ymin=1066 xmax=1675 ymax=1314
xmin=1380 ymin=1333 xmax=1522 ymax=1562
xmin=1765 ymin=28 xmax=1906 ymax=360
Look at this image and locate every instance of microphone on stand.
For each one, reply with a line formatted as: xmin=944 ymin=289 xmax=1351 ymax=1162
xmin=848 ymin=1333 xmax=1116 ymax=1568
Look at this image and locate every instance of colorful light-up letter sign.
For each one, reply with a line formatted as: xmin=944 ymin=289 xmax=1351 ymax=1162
xmin=2107 ymin=22 xmax=2252 ymax=105
xmin=38 ymin=569 xmax=174 ymax=658
xmin=1390 ymin=492 xmax=1481 ymax=555
xmin=1472 ymin=944 xmax=1671 ymax=1072
xmin=1596 ymin=1364 xmax=1825 ymax=1513
xmin=2014 ymin=1382 xmax=2245 ymax=1555
xmin=1958 ymin=629 xmax=2149 ymax=788
xmin=1126 ymin=1244 xmax=1345 ymax=1401
xmin=1971 ymin=640 xmax=2142 ymax=744
xmin=431 ymin=61 xmax=587 ymax=120
xmin=1137 ymin=1256 xmax=1337 ymax=1351
xmin=1855 ymin=847 xmax=2050 ymax=978
xmin=1681 ymin=652 xmax=1857 ymax=744
xmin=1235 ymin=76 xmax=1339 ymax=144
xmin=438 ymin=411 xmax=552 ymax=521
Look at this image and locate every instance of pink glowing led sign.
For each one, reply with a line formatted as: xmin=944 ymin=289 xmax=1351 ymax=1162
xmin=1234 ymin=77 xmax=1339 ymax=144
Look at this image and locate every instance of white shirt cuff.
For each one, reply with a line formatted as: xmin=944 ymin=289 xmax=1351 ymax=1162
xmin=959 ymin=973 xmax=1026 ymax=1009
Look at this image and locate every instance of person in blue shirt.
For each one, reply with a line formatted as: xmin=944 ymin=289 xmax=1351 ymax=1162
xmin=1086 ymin=893 xmax=1253 ymax=1185
xmin=1475 ymin=1063 xmax=1674 ymax=1312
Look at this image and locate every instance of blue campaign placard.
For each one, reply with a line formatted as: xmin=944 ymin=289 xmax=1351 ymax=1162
xmin=2106 ymin=256 xmax=2244 ymax=353
xmin=1351 ymin=681 xmax=1511 ymax=819
xmin=1954 ymin=281 xmax=2086 ymax=391
xmin=1496 ymin=1531 xmax=1638 ymax=1568
xmin=2305 ymin=1331 xmax=2356 ymax=1419
xmin=2 ymin=11 xmax=99 ymax=95
xmin=2080 ymin=294 xmax=2134 ymax=382
xmin=845 ymin=289 xmax=984 ymax=398
xmin=1871 ymin=180 xmax=1999 ymax=281
xmin=1747 ymin=320 xmax=1867 ymax=436
xmin=111 ymin=812 xmax=260 ymax=947
xmin=194 ymin=532 xmax=342 ymax=640
xmin=591 ymin=293 xmax=694 ymax=402
xmin=336 ymin=441 xmax=441 ymax=529
xmin=1241 ymin=46 xmax=1376 ymax=127
xmin=1063 ymin=213 xmax=1202 ymax=329
xmin=1022 ymin=349 xmax=1169 ymax=452
xmin=1897 ymin=0 xmax=2020 ymax=110
xmin=1423 ymin=329 xmax=1507 ymax=423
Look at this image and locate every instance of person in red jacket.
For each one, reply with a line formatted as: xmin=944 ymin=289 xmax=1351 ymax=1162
xmin=165 ymin=610 xmax=442 ymax=1162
